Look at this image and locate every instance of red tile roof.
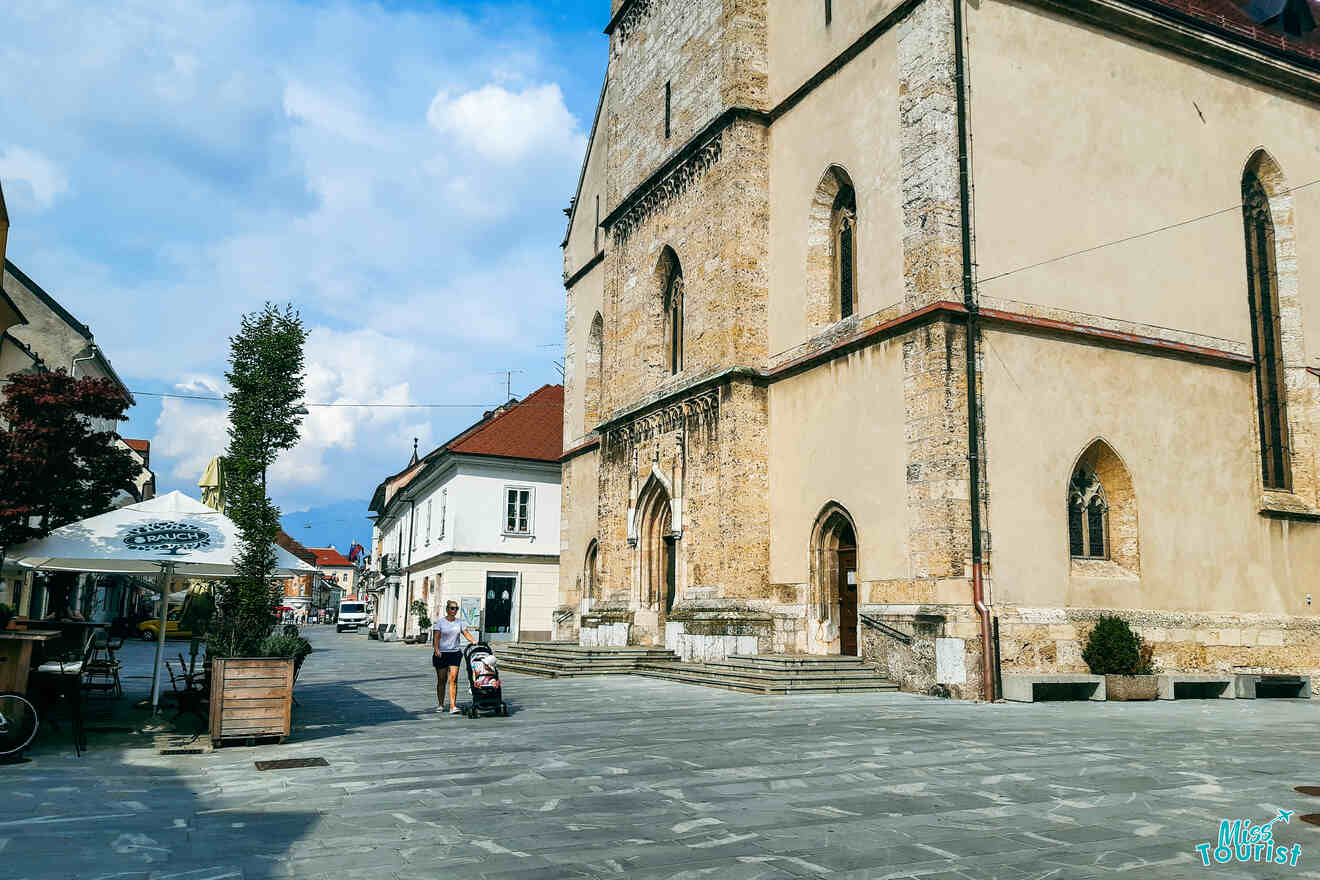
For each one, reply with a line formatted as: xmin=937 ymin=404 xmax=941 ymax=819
xmin=307 ymin=546 xmax=353 ymax=568
xmin=274 ymin=529 xmax=318 ymax=565
xmin=447 ymin=384 xmax=564 ymax=462
xmin=123 ymin=438 xmax=150 ymax=453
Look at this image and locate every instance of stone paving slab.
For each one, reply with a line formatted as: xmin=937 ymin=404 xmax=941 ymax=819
xmin=2 ymin=627 xmax=1318 ymax=879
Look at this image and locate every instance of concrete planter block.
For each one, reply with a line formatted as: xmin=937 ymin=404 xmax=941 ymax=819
xmin=1104 ymin=674 xmax=1158 ymax=701
xmin=1156 ymin=673 xmax=1235 ymax=699
xmin=1002 ymin=673 xmax=1105 ymax=702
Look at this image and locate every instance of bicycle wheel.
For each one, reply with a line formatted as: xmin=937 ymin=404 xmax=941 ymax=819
xmin=0 ymin=692 xmax=39 ymax=757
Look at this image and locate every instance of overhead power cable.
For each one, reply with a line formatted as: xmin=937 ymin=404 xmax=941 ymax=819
xmin=977 ymin=177 xmax=1320 ymax=285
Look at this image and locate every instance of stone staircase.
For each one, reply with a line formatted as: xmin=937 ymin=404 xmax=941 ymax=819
xmin=497 ymin=643 xmax=681 ymax=677
xmin=499 ymin=644 xmax=899 ymax=695
xmin=635 ymin=654 xmax=900 ymax=695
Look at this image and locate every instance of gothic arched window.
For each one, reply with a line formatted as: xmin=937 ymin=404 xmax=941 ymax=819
xmin=832 ymin=184 xmax=857 ymax=320
xmin=1068 ymin=465 xmax=1108 ymax=559
xmin=664 ymin=259 xmax=684 ymax=375
xmin=1242 ymin=170 xmax=1291 ymax=490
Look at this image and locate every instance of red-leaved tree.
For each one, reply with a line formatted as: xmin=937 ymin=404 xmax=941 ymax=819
xmin=0 ymin=370 xmax=141 ymax=613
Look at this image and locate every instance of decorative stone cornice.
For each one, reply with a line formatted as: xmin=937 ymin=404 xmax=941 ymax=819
xmin=608 ymin=387 xmax=719 ymax=447
xmin=605 ymin=0 xmax=654 ymax=40
xmin=610 ymin=127 xmax=724 ymax=245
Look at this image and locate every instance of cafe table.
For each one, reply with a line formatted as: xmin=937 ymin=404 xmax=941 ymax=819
xmin=0 ymin=629 xmax=61 ymax=697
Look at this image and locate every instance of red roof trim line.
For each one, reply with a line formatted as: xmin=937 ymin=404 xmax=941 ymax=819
xmin=561 ymin=436 xmax=601 ymax=462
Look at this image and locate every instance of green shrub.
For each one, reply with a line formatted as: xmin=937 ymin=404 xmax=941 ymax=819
xmin=258 ymin=633 xmax=313 ymax=674
xmin=410 ymin=599 xmax=431 ymax=632
xmin=1082 ymin=615 xmax=1149 ymax=675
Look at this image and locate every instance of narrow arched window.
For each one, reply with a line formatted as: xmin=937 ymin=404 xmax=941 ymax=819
xmin=584 ymin=539 xmax=599 ymax=601
xmin=1243 ymin=171 xmax=1291 ymax=490
xmin=832 ymin=184 xmax=857 ymax=320
xmin=584 ymin=312 xmax=603 ymax=430
xmin=1069 ymin=465 xmax=1108 ymax=559
xmin=666 ymin=266 xmax=684 ymax=375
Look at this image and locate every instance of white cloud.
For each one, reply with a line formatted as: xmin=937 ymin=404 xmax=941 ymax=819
xmin=427 ymin=83 xmax=586 ymax=162
xmin=0 ymin=146 xmax=70 ymax=209
xmin=1 ymin=0 xmax=596 ymax=511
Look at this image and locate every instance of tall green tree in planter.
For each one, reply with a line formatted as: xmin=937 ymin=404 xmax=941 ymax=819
xmin=213 ymin=304 xmax=307 ymax=656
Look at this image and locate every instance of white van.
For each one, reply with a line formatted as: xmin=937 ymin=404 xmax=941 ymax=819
xmin=336 ymin=600 xmax=369 ymax=633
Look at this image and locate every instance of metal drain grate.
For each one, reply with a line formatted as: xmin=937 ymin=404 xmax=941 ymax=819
xmin=1295 ymin=786 xmax=1320 ymax=797
xmin=1300 ymin=814 xmax=1320 ymax=827
xmin=254 ymin=757 xmax=328 ymax=771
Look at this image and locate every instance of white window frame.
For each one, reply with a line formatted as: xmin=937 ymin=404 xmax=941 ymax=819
xmin=425 ymin=498 xmax=432 ymax=545
xmin=503 ymin=485 xmax=534 ymax=536
xmin=439 ymin=488 xmax=447 ymax=540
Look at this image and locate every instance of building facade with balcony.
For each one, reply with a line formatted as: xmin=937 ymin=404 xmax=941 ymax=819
xmin=368 ymin=386 xmax=563 ymax=642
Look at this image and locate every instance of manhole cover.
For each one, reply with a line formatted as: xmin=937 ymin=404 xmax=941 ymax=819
xmin=1301 ymin=814 xmax=1320 ymax=828
xmin=1296 ymin=786 xmax=1320 ymax=797
xmin=254 ymin=757 xmax=328 ymax=771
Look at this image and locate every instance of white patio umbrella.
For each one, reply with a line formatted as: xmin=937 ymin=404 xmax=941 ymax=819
xmin=9 ymin=490 xmax=315 ymax=715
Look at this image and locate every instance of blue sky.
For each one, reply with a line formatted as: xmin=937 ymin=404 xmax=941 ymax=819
xmin=0 ymin=0 xmax=607 ymax=548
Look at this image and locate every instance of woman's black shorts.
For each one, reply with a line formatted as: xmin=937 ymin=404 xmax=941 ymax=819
xmin=433 ymin=651 xmax=461 ymax=669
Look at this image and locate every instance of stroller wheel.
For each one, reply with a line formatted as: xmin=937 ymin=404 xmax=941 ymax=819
xmin=500 ymin=703 xmax=509 ymax=716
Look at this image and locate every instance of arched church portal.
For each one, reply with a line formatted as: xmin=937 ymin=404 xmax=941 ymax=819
xmin=812 ymin=504 xmax=859 ymax=655
xmin=637 ymin=477 xmax=677 ymax=617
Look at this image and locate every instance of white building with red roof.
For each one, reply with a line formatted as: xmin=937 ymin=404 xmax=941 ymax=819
xmin=306 ymin=545 xmax=357 ymax=600
xmin=367 ymin=385 xmax=563 ymax=642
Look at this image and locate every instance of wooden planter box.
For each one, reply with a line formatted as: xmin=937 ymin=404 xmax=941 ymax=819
xmin=209 ymin=657 xmax=295 ymax=745
xmin=1104 ymin=674 xmax=1159 ymax=701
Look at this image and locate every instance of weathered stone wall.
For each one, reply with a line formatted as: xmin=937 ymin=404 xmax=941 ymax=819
xmin=606 ymin=0 xmax=766 ymax=206
xmin=593 ymin=374 xmax=770 ymax=647
xmin=996 ymin=606 xmax=1320 ymax=697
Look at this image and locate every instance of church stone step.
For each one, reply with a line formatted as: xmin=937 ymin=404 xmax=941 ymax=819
xmin=718 ymin=654 xmax=876 ymax=672
xmin=633 ymin=663 xmax=899 ymax=696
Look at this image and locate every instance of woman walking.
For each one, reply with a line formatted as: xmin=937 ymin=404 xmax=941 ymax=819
xmin=433 ymin=600 xmax=476 ymax=714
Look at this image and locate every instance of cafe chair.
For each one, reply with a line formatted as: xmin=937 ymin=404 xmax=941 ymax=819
xmin=34 ymin=632 xmax=94 ymax=756
xmin=82 ymin=631 xmax=123 ymax=699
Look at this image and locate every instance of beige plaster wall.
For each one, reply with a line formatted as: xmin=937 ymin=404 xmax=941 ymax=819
xmin=563 ymin=96 xmax=608 ymax=277
xmin=766 ymin=32 xmax=904 ymax=357
xmin=563 ymin=267 xmax=604 ymax=446
xmin=766 ymin=0 xmax=905 ymax=105
xmin=768 ymin=340 xmax=908 ymax=585
xmin=968 ymin=0 xmax=1320 ymax=357
xmin=558 ymin=449 xmax=601 ymax=608
xmin=982 ymin=328 xmax=1320 ymax=617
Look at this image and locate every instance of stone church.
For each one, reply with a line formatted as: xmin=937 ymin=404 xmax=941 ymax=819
xmin=556 ymin=0 xmax=1320 ymax=697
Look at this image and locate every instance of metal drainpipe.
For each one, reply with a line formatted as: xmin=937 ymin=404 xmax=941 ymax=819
xmin=71 ymin=343 xmax=97 ymax=377
xmin=952 ymin=0 xmax=995 ymax=702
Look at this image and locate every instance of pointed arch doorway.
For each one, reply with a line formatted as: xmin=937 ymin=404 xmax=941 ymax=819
xmin=637 ymin=475 xmax=678 ymax=619
xmin=812 ymin=504 xmax=859 ymax=655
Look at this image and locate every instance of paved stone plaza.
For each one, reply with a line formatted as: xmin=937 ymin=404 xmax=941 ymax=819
xmin=3 ymin=627 xmax=1318 ymax=880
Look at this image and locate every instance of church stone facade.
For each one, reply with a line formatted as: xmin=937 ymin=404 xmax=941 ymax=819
xmin=557 ymin=0 xmax=1320 ymax=697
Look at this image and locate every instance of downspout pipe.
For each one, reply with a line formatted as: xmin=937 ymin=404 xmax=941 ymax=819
xmin=952 ymin=0 xmax=995 ymax=702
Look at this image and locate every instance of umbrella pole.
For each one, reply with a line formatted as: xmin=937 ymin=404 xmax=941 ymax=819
xmin=148 ymin=562 xmax=175 ymax=715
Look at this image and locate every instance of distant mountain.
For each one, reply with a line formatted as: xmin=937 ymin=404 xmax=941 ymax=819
xmin=279 ymin=499 xmax=371 ymax=552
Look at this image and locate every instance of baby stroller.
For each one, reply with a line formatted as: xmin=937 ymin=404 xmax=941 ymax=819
xmin=463 ymin=642 xmax=509 ymax=718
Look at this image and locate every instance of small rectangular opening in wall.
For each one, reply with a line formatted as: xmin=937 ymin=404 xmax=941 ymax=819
xmin=664 ymin=81 xmax=671 ymax=139
xmin=825 ymin=0 xmax=832 ymax=25
xmin=1032 ymin=682 xmax=1099 ymax=701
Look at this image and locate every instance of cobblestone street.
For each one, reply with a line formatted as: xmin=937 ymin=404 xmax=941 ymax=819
xmin=4 ymin=627 xmax=1318 ymax=880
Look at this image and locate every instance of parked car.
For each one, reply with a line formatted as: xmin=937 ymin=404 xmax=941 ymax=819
xmin=138 ymin=607 xmax=193 ymax=640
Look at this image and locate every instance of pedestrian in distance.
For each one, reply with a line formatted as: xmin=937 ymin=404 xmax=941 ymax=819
xmin=433 ymin=600 xmax=476 ymax=714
